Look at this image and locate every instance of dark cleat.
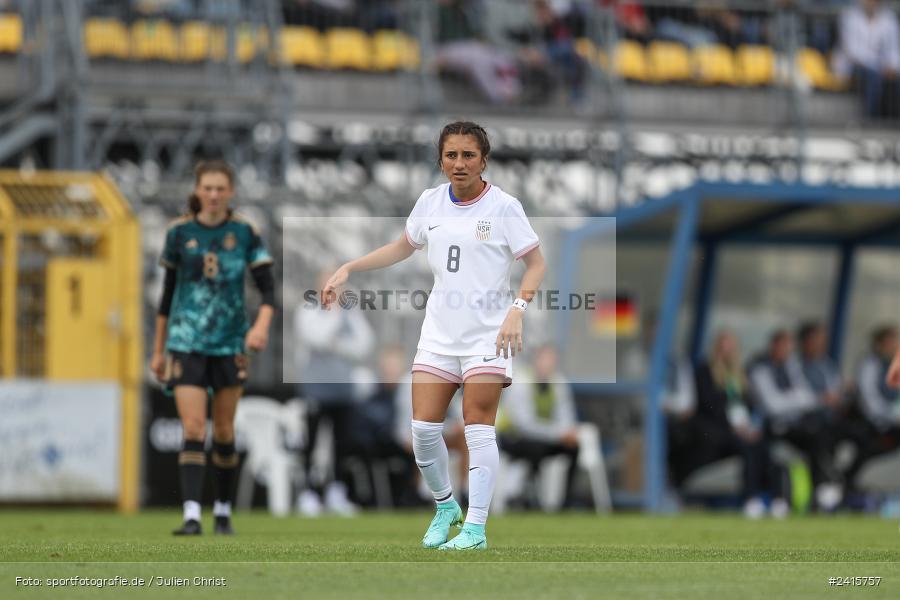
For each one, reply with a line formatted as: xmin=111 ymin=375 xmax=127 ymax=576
xmin=172 ymin=519 xmax=202 ymax=536
xmin=214 ymin=516 xmax=235 ymax=535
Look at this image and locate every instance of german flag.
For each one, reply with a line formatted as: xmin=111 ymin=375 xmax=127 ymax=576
xmin=592 ymin=295 xmax=638 ymax=337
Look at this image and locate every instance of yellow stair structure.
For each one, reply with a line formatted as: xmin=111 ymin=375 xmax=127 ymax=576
xmin=0 ymin=171 xmax=142 ymax=513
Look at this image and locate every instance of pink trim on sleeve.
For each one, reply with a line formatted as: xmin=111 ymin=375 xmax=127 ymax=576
xmin=405 ymin=227 xmax=424 ymax=250
xmin=513 ymin=241 xmax=540 ymax=260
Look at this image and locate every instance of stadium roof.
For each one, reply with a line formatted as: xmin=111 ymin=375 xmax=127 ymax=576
xmin=607 ymin=182 xmax=900 ymax=246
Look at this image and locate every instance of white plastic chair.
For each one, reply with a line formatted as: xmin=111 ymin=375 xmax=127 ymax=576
xmin=235 ymin=396 xmax=307 ymax=516
xmin=576 ymin=423 xmax=613 ymax=513
xmin=492 ymin=423 xmax=612 ymax=514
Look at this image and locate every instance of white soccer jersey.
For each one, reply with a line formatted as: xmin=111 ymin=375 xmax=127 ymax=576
xmin=405 ymin=182 xmax=540 ymax=356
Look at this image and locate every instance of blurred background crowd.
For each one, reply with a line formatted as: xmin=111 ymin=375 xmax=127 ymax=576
xmin=52 ymin=0 xmax=900 ymax=118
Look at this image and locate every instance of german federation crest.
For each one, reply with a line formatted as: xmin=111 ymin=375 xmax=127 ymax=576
xmin=476 ymin=220 xmax=492 ymax=241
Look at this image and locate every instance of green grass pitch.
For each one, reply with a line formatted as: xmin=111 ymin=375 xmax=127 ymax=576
xmin=1 ymin=510 xmax=898 ymax=599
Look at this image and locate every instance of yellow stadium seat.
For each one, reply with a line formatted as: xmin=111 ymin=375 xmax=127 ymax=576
xmin=131 ymin=20 xmax=179 ymax=61
xmin=324 ymin=28 xmax=372 ymax=70
xmin=575 ymin=37 xmax=597 ymax=64
xmin=235 ymin=24 xmax=269 ymax=64
xmin=797 ymin=47 xmax=845 ymax=91
xmin=736 ymin=45 xmax=774 ymax=86
xmin=83 ymin=18 xmax=130 ymax=60
xmin=371 ymin=30 xmax=419 ymax=71
xmin=647 ymin=41 xmax=691 ymax=82
xmin=614 ymin=40 xmax=648 ymax=81
xmin=179 ymin=21 xmax=226 ymax=62
xmin=693 ymin=44 xmax=737 ymax=85
xmin=575 ymin=38 xmax=609 ymax=69
xmin=280 ymin=26 xmax=325 ymax=68
xmin=0 ymin=13 xmax=22 ymax=54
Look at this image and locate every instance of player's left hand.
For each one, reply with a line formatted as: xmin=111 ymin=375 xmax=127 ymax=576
xmin=245 ymin=325 xmax=269 ymax=352
xmin=321 ymin=264 xmax=350 ymax=310
xmin=496 ymin=308 xmax=524 ymax=359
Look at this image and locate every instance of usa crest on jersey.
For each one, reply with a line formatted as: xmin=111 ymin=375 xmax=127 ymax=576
xmin=476 ymin=219 xmax=492 ymax=241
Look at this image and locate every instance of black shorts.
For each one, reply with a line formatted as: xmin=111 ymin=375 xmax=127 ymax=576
xmin=166 ymin=351 xmax=249 ymax=391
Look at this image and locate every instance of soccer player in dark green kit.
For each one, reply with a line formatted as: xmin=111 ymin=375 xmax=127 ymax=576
xmin=150 ymin=160 xmax=275 ymax=535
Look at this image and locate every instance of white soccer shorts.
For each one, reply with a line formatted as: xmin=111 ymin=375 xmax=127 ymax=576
xmin=412 ymin=348 xmax=512 ymax=387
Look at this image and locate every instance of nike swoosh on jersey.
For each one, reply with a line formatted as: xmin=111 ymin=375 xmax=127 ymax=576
xmin=482 ymin=356 xmax=498 ymax=362
xmin=428 ymin=225 xmax=440 ymax=230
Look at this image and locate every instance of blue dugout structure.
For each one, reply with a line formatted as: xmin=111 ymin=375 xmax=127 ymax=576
xmin=558 ymin=182 xmax=900 ymax=512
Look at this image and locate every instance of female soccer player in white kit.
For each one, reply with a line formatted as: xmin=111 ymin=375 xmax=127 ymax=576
xmin=322 ymin=121 xmax=545 ymax=550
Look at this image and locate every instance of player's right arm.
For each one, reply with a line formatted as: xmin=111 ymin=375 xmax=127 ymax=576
xmin=321 ymin=232 xmax=416 ymax=309
xmin=153 ymin=223 xmax=182 ymax=379
xmin=151 ymin=267 xmax=177 ymax=381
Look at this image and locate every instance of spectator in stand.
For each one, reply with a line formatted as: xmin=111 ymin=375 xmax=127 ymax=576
xmin=796 ymin=321 xmax=844 ymax=413
xmin=749 ymin=329 xmax=841 ymax=505
xmin=848 ymin=325 xmax=900 ymax=491
xmin=693 ymin=330 xmax=786 ymax=518
xmin=645 ymin=5 xmax=718 ymax=49
xmin=85 ymin=0 xmax=142 ymax=18
xmin=779 ymin=0 xmax=849 ymax=56
xmin=282 ymin=0 xmax=357 ymax=29
xmin=796 ymin=321 xmax=871 ymax=482
xmin=508 ymin=0 xmax=589 ymax=107
xmin=696 ymin=1 xmax=765 ymax=49
xmin=435 ymin=0 xmax=522 ymax=105
xmin=600 ymin=1 xmax=652 ymax=44
xmin=358 ymin=0 xmax=400 ymax=33
xmin=874 ymin=325 xmax=900 ymax=432
xmin=834 ymin=0 xmax=900 ymax=118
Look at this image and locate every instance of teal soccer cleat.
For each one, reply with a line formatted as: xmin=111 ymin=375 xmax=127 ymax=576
xmin=439 ymin=522 xmax=487 ymax=551
xmin=422 ymin=500 xmax=463 ymax=549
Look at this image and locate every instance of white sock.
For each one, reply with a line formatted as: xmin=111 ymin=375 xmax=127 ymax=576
xmin=464 ymin=424 xmax=498 ymax=526
xmin=411 ymin=419 xmax=453 ymax=503
xmin=183 ymin=500 xmax=201 ymax=523
xmin=213 ymin=501 xmax=231 ymax=518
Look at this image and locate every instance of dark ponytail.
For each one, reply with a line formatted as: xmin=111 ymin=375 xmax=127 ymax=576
xmin=187 ymin=193 xmax=201 ymax=215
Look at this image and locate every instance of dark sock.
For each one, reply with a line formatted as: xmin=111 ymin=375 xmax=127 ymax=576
xmin=212 ymin=438 xmax=238 ymax=507
xmin=179 ymin=439 xmax=206 ymax=509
